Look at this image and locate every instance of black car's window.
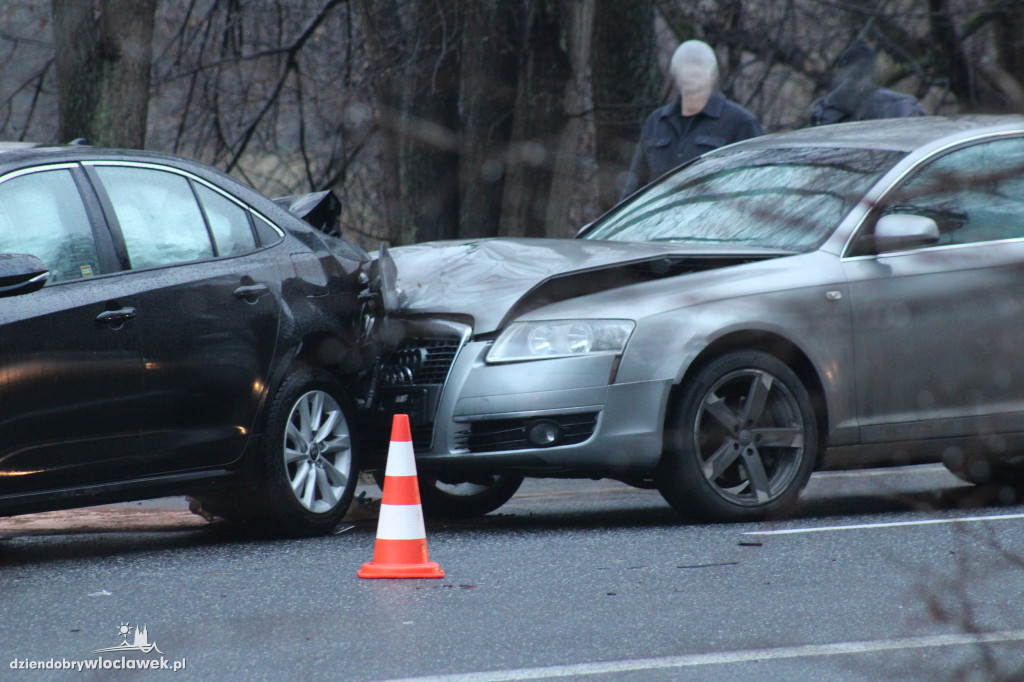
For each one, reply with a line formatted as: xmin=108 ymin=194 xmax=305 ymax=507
xmin=95 ymin=166 xmax=214 ymax=269
xmin=880 ymin=136 xmax=1024 ymax=247
xmin=252 ymin=213 xmax=284 ymax=245
xmin=194 ymin=183 xmax=256 ymax=256
xmin=0 ymin=169 xmax=101 ymax=282
xmin=583 ymin=148 xmax=905 ymax=250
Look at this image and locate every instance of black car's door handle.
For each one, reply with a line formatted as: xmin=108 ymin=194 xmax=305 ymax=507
xmin=233 ymin=283 xmax=270 ymax=301
xmin=96 ymin=307 xmax=137 ymax=325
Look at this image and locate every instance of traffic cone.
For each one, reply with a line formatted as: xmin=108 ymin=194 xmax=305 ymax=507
xmin=358 ymin=414 xmax=445 ymax=579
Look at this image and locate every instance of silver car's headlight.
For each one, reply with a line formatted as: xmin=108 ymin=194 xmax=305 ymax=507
xmin=487 ymin=319 xmax=635 ymax=363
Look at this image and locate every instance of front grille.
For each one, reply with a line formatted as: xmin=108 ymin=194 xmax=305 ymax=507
xmin=378 ymin=333 xmax=466 ymax=454
xmin=465 ymin=413 xmax=599 ymax=453
xmin=412 ymin=425 xmax=434 ymax=453
xmin=380 ymin=338 xmax=461 ymax=386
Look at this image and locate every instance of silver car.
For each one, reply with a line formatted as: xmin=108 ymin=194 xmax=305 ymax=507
xmin=371 ymin=115 xmax=1024 ymax=521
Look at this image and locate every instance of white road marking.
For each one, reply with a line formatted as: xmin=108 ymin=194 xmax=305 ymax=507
xmin=376 ymin=630 xmax=1024 ymax=681
xmin=744 ymin=513 xmax=1024 ymax=536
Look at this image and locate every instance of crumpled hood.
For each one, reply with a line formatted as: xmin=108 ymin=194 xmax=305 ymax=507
xmin=390 ymin=237 xmax=791 ymax=333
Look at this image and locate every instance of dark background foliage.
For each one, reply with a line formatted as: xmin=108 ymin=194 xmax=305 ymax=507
xmin=1 ymin=0 xmax=1022 ymax=247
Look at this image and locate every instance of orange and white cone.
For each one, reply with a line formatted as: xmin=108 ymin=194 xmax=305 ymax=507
xmin=358 ymin=414 xmax=444 ymax=579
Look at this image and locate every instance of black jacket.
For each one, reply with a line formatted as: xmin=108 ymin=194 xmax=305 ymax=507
xmin=811 ymin=87 xmax=927 ymax=126
xmin=620 ymin=92 xmax=763 ymax=200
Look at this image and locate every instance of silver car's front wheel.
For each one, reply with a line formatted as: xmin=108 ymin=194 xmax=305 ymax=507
xmin=658 ymin=351 xmax=817 ymax=522
xmin=283 ymin=389 xmax=353 ymax=513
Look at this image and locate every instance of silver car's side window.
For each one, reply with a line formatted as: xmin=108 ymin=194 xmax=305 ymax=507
xmin=95 ymin=166 xmax=215 ymax=269
xmin=0 ymin=169 xmax=101 ymax=282
xmin=885 ymin=137 xmax=1024 ymax=247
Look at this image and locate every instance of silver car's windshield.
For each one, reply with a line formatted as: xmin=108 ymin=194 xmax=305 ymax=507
xmin=583 ymin=147 xmax=905 ymax=250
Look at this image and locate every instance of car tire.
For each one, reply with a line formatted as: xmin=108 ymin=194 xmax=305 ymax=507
xmin=417 ymin=474 xmax=524 ymax=518
xmin=258 ymin=368 xmax=360 ymax=536
xmin=657 ymin=350 xmax=818 ymax=522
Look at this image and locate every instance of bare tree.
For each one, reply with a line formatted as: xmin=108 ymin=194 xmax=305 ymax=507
xmin=500 ymin=0 xmax=590 ymax=238
xmin=5 ymin=0 xmax=1024 ymax=248
xmin=592 ymin=0 xmax=660 ymax=209
xmin=458 ymin=2 xmax=519 ymax=239
xmin=52 ymin=0 xmax=156 ymax=147
xmin=354 ymin=0 xmax=461 ymax=245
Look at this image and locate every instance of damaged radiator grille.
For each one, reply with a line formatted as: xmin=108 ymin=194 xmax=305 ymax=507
xmin=377 ymin=331 xmax=467 ymax=454
xmin=462 ymin=413 xmax=599 ymax=453
xmin=380 ymin=338 xmax=461 ymax=386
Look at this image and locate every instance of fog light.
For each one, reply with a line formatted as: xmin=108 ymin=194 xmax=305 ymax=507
xmin=527 ymin=420 xmax=562 ymax=447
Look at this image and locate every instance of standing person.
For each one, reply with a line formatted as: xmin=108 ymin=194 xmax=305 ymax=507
xmin=619 ymin=39 xmax=763 ymax=201
xmin=811 ymin=38 xmax=926 ymax=126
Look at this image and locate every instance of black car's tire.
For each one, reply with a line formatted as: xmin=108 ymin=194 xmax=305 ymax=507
xmin=257 ymin=368 xmax=360 ymax=537
xmin=417 ymin=474 xmax=524 ymax=518
xmin=657 ymin=351 xmax=818 ymax=522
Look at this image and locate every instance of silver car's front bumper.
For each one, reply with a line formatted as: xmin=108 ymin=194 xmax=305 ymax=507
xmin=375 ymin=321 xmax=672 ymax=476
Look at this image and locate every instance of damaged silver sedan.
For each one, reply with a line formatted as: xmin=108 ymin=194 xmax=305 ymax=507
xmin=371 ymin=115 xmax=1024 ymax=521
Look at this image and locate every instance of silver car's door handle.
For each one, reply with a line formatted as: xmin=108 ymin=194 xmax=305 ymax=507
xmin=96 ymin=307 xmax=137 ymax=325
xmin=233 ymin=283 xmax=270 ymax=301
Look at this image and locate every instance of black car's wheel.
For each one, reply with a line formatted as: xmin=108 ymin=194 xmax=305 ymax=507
xmin=657 ymin=351 xmax=817 ymax=522
xmin=259 ymin=368 xmax=360 ymax=536
xmin=417 ymin=474 xmax=524 ymax=518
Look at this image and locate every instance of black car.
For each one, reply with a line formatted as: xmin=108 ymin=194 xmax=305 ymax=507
xmin=0 ymin=143 xmax=379 ymax=536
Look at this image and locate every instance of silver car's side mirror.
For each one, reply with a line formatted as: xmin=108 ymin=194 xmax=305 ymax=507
xmin=874 ymin=213 xmax=940 ymax=253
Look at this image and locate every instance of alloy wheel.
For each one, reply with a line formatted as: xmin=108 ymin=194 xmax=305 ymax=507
xmin=693 ymin=368 xmax=806 ymax=507
xmin=283 ymin=390 xmax=353 ymax=513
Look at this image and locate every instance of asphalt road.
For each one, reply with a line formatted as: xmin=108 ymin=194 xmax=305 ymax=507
xmin=2 ymin=465 xmax=1024 ymax=681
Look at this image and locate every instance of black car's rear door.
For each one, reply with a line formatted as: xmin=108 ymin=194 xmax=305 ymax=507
xmin=87 ymin=163 xmax=284 ymax=471
xmin=0 ymin=165 xmax=152 ymax=495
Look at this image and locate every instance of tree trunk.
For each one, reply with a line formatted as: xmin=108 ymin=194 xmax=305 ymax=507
xmin=499 ymin=2 xmax=573 ymax=238
xmin=993 ymin=0 xmax=1024 ymax=107
xmin=354 ymin=0 xmax=460 ymax=246
xmin=52 ymin=0 xmax=155 ymax=148
xmin=352 ymin=0 xmax=408 ymax=244
xmin=400 ymin=0 xmax=461 ymax=245
xmin=544 ymin=0 xmax=598 ymax=238
xmin=592 ymin=0 xmax=659 ymax=209
xmin=928 ymin=0 xmax=975 ymax=106
xmin=458 ymin=2 xmax=519 ymax=239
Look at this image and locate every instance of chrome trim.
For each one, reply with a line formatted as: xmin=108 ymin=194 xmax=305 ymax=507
xmin=453 ymin=404 xmax=602 ymax=422
xmin=0 ymin=162 xmax=81 ymax=183
xmin=82 ymin=159 xmax=286 ymax=238
xmin=843 ymin=234 xmax=1024 ymax=261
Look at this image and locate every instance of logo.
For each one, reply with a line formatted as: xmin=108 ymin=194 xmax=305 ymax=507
xmin=9 ymin=621 xmax=186 ymax=673
xmin=95 ymin=622 xmax=164 ymax=655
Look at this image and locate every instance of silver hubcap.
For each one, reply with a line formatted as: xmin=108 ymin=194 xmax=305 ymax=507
xmin=694 ymin=369 xmax=805 ymax=507
xmin=283 ymin=390 xmax=352 ymax=513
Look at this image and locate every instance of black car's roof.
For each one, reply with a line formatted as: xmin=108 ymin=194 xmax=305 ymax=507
xmin=717 ymin=115 xmax=1024 ymax=154
xmin=0 ymin=144 xmax=268 ymax=208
